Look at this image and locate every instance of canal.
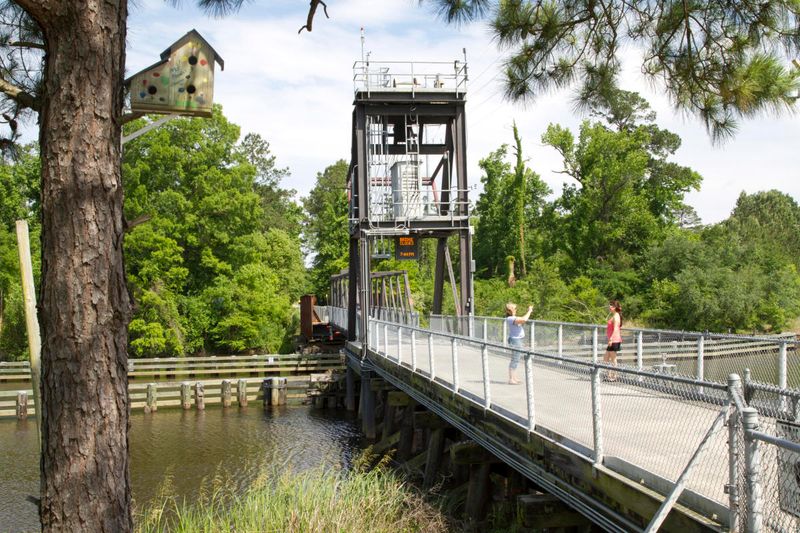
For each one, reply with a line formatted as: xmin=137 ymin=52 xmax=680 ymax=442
xmin=0 ymin=405 xmax=362 ymax=532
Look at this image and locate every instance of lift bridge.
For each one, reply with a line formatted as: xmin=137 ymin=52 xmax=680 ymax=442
xmin=328 ymin=58 xmax=800 ymax=532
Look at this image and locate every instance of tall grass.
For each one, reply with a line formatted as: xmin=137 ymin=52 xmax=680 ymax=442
xmin=135 ymin=452 xmax=450 ymax=533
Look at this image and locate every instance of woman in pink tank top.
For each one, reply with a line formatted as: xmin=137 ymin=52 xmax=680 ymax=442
xmin=604 ymin=300 xmax=623 ymax=381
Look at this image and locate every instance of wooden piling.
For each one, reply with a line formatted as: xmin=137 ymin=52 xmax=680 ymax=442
xmin=145 ymin=383 xmax=157 ymax=413
xmin=326 ymin=394 xmax=337 ymax=409
xmin=16 ymin=391 xmax=27 ymax=420
xmin=361 ymin=371 xmax=376 ymax=439
xmin=264 ymin=377 xmax=287 ymax=407
xmin=237 ymin=379 xmax=248 ymax=407
xmin=398 ymin=403 xmax=416 ymax=461
xmin=221 ymin=379 xmax=232 ymax=408
xmin=423 ymin=428 xmax=446 ymax=487
xmin=345 ymin=366 xmax=356 ymax=411
xmin=465 ymin=462 xmax=492 ymax=522
xmin=381 ymin=391 xmax=396 ymax=442
xmin=180 ymin=382 xmax=192 ymax=410
xmin=195 ymin=382 xmax=205 ymax=410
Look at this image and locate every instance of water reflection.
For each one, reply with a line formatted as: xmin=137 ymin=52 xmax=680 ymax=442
xmin=0 ymin=406 xmax=362 ymax=533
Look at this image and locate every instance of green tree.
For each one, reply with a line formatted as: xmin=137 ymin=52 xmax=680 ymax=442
xmin=426 ymin=0 xmax=800 ymax=139
xmin=303 ymin=160 xmax=350 ymax=300
xmin=123 ymin=107 xmax=306 ymax=357
xmin=0 ymin=144 xmax=39 ymax=361
xmin=0 ymin=2 xmax=327 ymax=529
xmin=542 ymin=91 xmax=701 ymax=272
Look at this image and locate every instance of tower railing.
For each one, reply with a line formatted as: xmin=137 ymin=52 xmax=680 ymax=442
xmin=352 ymin=60 xmax=468 ymax=97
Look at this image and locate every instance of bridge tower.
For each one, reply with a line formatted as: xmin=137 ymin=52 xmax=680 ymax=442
xmin=347 ymin=58 xmax=473 ymax=342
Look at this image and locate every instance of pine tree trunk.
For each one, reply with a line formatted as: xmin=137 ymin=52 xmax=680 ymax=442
xmin=19 ymin=1 xmax=133 ymax=531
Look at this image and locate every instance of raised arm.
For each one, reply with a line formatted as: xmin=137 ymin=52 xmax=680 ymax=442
xmin=514 ymin=305 xmax=533 ymax=325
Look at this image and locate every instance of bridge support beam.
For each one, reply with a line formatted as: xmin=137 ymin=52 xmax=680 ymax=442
xmin=345 ymin=366 xmax=356 ymax=411
xmin=361 ymin=370 xmax=377 ymax=439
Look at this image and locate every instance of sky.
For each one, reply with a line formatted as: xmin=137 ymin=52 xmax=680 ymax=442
xmin=125 ymin=0 xmax=800 ymax=225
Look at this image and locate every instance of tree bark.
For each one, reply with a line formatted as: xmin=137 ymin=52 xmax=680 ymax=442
xmin=16 ymin=1 xmax=132 ymax=531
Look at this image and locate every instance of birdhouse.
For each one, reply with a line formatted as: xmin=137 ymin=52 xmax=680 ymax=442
xmin=125 ymin=29 xmax=224 ymax=118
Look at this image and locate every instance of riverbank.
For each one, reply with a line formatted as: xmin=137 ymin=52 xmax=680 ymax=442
xmin=0 ymin=405 xmax=363 ymax=532
xmin=135 ymin=453 xmax=451 ymax=533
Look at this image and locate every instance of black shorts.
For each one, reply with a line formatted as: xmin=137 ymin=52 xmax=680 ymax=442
xmin=607 ymin=342 xmax=621 ymax=352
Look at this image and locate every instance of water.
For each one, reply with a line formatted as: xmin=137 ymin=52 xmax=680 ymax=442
xmin=0 ymin=406 xmax=362 ymax=533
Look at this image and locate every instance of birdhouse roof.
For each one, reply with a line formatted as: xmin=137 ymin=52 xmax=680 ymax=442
xmin=124 ymin=29 xmax=224 ymax=86
xmin=160 ymin=29 xmax=224 ymax=71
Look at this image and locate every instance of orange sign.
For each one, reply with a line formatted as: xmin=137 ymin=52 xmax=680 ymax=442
xmin=395 ymin=235 xmax=418 ymax=260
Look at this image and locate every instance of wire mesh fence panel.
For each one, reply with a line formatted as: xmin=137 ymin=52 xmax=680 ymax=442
xmin=600 ymin=373 xmax=731 ymax=506
xmin=532 ymin=323 xmax=560 ymax=356
xmin=486 ymin=345 xmax=528 ymax=424
xmin=755 ymin=417 xmax=800 ymax=532
xmin=530 ymin=357 xmax=595 ymax=451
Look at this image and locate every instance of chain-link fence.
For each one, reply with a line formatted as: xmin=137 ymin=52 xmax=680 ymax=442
xmin=430 ymin=314 xmax=799 ymax=390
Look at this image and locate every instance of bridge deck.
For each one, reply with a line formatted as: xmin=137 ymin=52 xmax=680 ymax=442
xmin=382 ymin=332 xmax=729 ymax=507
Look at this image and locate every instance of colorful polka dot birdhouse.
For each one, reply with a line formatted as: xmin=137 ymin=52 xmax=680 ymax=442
xmin=126 ymin=29 xmax=224 ymax=117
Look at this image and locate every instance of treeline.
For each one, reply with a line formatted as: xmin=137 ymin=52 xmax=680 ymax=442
xmin=305 ymin=90 xmax=800 ymax=334
xmin=470 ymin=90 xmax=800 ymax=332
xmin=2 ymin=98 xmax=798 ymax=361
xmin=0 ymin=107 xmax=308 ymax=360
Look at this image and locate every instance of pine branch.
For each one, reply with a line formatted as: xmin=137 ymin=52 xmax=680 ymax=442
xmin=0 ymin=76 xmax=38 ymax=111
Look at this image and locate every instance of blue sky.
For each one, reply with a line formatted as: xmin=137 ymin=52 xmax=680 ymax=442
xmin=126 ymin=0 xmax=800 ymax=224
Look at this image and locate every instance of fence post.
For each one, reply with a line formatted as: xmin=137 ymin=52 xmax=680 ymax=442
xmin=727 ymin=374 xmax=742 ymax=532
xmin=483 ymin=318 xmax=488 ymax=342
xmin=237 ymin=379 xmax=248 ymax=407
xmin=383 ymin=324 xmax=389 ymax=356
xmin=451 ymin=337 xmax=460 ymax=393
xmin=529 ymin=321 xmax=535 ymax=350
xmin=221 ymin=380 xmax=232 ymax=408
xmin=181 ymin=382 xmax=192 ymax=410
xmin=558 ymin=324 xmax=563 ymax=363
xmin=779 ymin=341 xmax=788 ymax=413
xmin=397 ymin=326 xmax=403 ymax=364
xmin=481 ymin=344 xmax=491 ymax=409
xmin=375 ymin=320 xmax=381 ymax=350
xmin=591 ymin=363 xmax=604 ymax=466
xmin=146 ymin=383 xmax=157 ymax=413
xmin=16 ymin=391 xmax=27 ymax=420
xmin=503 ymin=318 xmax=508 ymax=346
xmin=195 ymin=382 xmax=205 ymax=410
xmin=592 ymin=327 xmax=598 ymax=364
xmin=742 ymin=407 xmax=762 ymax=533
xmin=697 ymin=336 xmax=705 ymax=394
xmin=411 ymin=329 xmax=417 ymax=371
xmin=428 ymin=332 xmax=436 ymax=381
xmin=525 ymin=354 xmax=535 ymax=433
xmin=637 ymin=331 xmax=644 ymax=381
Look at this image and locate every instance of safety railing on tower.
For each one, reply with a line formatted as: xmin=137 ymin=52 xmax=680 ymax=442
xmin=352 ymin=60 xmax=468 ymax=97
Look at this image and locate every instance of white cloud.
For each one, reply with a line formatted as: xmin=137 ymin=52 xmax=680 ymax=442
xmin=121 ymin=1 xmax=799 ymax=225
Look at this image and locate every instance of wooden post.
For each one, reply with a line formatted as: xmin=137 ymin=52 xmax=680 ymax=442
xmin=466 ymin=462 xmax=492 ymax=522
xmin=195 ymin=382 xmax=205 ymax=410
xmin=16 ymin=391 xmax=28 ymax=420
xmin=221 ymin=379 xmax=232 ymax=408
xmin=345 ymin=366 xmax=356 ymax=411
xmin=237 ymin=379 xmax=248 ymax=407
xmin=382 ymin=391 xmax=396 ymax=441
xmin=264 ymin=377 xmax=287 ymax=407
xmin=397 ymin=403 xmax=416 ymax=461
xmin=361 ymin=371 xmax=376 ymax=439
xmin=145 ymin=383 xmax=157 ymax=413
xmin=15 ymin=220 xmax=42 ymax=444
xmin=181 ymin=382 xmax=192 ymax=410
xmin=423 ymin=427 xmax=446 ymax=488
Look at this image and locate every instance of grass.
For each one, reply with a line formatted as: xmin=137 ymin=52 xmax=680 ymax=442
xmin=134 ymin=451 xmax=451 ymax=533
